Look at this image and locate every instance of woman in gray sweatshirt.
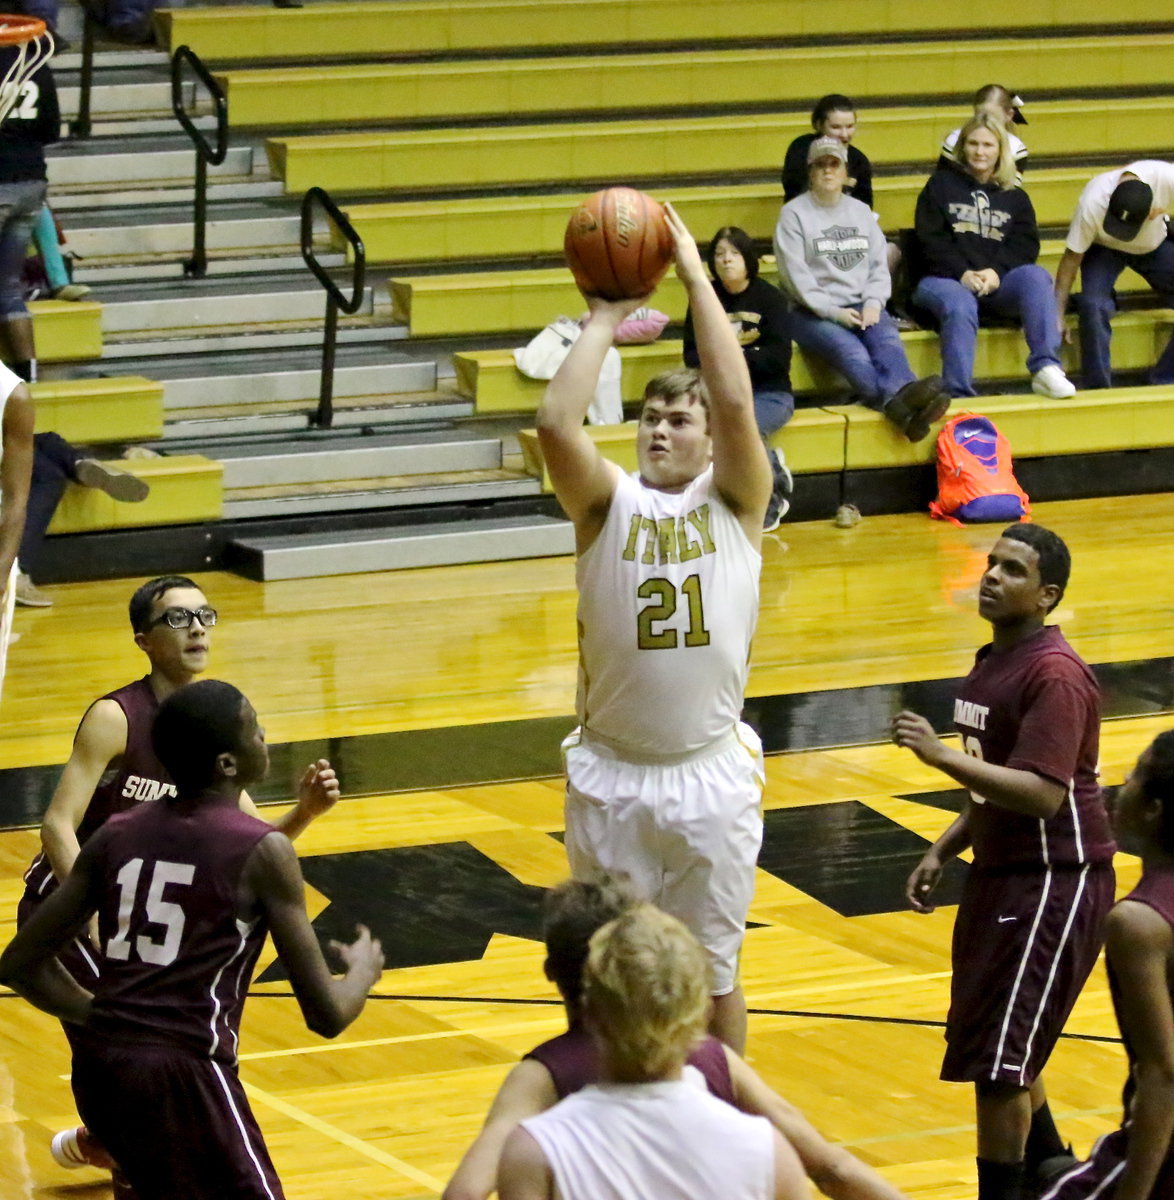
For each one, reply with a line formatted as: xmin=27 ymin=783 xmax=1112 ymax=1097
xmin=774 ymin=137 xmax=949 ymax=441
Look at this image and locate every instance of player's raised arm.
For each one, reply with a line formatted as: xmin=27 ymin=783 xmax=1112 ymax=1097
xmin=245 ymin=831 xmax=383 ymax=1038
xmin=664 ymin=204 xmax=772 ymax=528
xmin=238 ymin=758 xmax=341 ymax=842
xmin=535 ymin=296 xmax=642 ymax=551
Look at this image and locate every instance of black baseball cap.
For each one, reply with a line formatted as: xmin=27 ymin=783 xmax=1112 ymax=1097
xmin=1103 ymin=178 xmax=1154 ymax=242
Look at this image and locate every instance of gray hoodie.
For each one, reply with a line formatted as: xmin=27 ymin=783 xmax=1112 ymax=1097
xmin=773 ymin=191 xmax=890 ymax=319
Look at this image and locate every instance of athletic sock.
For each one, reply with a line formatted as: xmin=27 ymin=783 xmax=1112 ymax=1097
xmin=1025 ymin=1100 xmax=1066 ymax=1170
xmin=976 ymin=1157 xmax=1025 ymax=1200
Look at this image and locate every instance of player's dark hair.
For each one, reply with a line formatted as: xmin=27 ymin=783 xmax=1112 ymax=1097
xmin=152 ymin=680 xmax=249 ymax=795
xmin=129 ymin=575 xmax=200 ymax=632
xmin=1140 ymin=730 xmax=1174 ymax=854
xmin=999 ymin=523 xmax=1071 ymax=611
xmin=543 ymin=873 xmax=642 ymax=1010
xmin=811 ymin=93 xmax=855 ymax=130
xmin=705 ymin=226 xmax=759 ymax=282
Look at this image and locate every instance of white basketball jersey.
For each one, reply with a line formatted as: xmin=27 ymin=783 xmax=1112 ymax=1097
xmin=522 ymin=1078 xmax=774 ymax=1200
xmin=575 ymin=466 xmax=761 ymax=757
xmin=0 ymin=360 xmax=20 ymax=473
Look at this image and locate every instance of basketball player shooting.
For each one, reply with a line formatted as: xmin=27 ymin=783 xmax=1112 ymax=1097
xmin=537 ymin=202 xmax=772 ymax=1052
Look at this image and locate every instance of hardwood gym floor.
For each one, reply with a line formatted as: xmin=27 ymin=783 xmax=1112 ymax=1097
xmin=1 ymin=492 xmax=1170 ymax=1199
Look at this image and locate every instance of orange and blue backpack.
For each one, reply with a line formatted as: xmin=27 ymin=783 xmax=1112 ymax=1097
xmin=929 ymin=413 xmax=1030 ymax=527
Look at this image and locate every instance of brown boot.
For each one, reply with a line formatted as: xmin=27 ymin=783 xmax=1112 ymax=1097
xmin=885 ymin=376 xmax=951 ymax=442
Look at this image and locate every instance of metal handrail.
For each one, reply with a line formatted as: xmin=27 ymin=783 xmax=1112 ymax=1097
xmin=300 ymin=186 xmax=366 ymax=429
xmin=170 ymin=45 xmax=228 ymax=279
xmin=68 ymin=13 xmax=96 ymax=138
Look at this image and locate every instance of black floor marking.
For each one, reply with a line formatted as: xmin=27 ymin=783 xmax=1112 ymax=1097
xmin=759 ymin=801 xmax=968 ymax=917
xmin=2 ymin=654 xmax=1171 ymax=828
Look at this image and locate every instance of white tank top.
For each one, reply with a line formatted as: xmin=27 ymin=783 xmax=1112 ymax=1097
xmin=575 ymin=467 xmax=761 ymax=758
xmin=522 ymin=1078 xmax=774 ymax=1200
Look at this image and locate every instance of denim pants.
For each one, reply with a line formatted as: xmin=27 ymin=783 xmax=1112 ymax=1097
xmin=20 ymin=431 xmax=80 ymax=575
xmin=789 ymin=308 xmax=915 ymax=408
xmin=0 ymin=179 xmax=47 ymax=321
xmin=1078 ymin=240 xmax=1174 ymax=389
xmin=913 ymin=264 xmax=1063 ymax=398
xmin=753 ymin=388 xmax=795 ymax=437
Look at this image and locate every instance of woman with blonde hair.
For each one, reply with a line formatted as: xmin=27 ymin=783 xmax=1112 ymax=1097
xmin=497 ymin=905 xmax=810 ymax=1200
xmin=912 ymin=110 xmax=1074 ymax=399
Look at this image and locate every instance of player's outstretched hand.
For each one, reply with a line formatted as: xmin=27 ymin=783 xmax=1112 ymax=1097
xmin=331 ymin=924 xmax=385 ymax=987
xmin=906 ymin=853 xmax=943 ymax=914
xmin=891 ymin=710 xmax=944 ymax=766
xmin=663 ymin=202 xmax=706 ymax=286
xmin=297 ymin=758 xmax=340 ymax=820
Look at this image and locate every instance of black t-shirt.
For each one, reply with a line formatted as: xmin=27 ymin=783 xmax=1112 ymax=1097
xmin=682 ymin=275 xmax=793 ymax=394
xmin=0 ymin=63 xmax=59 ymax=182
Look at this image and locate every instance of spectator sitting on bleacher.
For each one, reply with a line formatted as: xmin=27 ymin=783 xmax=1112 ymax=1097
xmin=781 ymin=94 xmax=873 ymax=207
xmin=939 ymin=85 xmax=1029 ymax=179
xmin=774 ymin=137 xmax=950 ymax=442
xmin=911 ymin=112 xmax=1074 ymax=401
xmin=682 ymin=226 xmax=794 ymax=531
xmin=1053 ymin=160 xmax=1174 ymax=390
xmin=14 ymin=434 xmax=148 ymax=607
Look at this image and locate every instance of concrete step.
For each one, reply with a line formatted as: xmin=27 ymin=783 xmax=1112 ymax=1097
xmin=58 ymin=78 xmax=194 ymax=121
xmin=188 ymin=428 xmax=502 ymax=487
xmin=48 ymin=143 xmax=255 ymax=188
xmin=99 ymin=283 xmax=379 ymax=334
xmin=162 ymin=390 xmax=472 ymax=438
xmin=66 ymin=212 xmax=303 ymax=260
xmin=160 ymin=359 xmax=437 ymax=409
xmin=98 ymin=316 xmax=404 ymax=359
xmin=74 ymin=246 xmax=339 ymax=283
xmin=224 ymin=509 xmax=571 ymax=577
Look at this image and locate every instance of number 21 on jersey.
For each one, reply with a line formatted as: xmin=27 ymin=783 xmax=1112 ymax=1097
xmin=636 ymin=574 xmax=710 ymax=650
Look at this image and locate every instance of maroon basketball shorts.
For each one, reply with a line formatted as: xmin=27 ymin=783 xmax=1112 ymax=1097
xmin=1041 ymin=1125 xmax=1174 ymax=1199
xmin=941 ymin=861 xmax=1114 ymax=1087
xmin=71 ymin=1039 xmax=285 ymax=1200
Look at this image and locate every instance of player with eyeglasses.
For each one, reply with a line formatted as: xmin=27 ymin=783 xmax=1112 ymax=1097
xmin=17 ymin=575 xmax=341 ymax=1193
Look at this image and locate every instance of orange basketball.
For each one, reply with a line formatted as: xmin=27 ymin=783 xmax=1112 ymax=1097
xmin=563 ymin=187 xmax=673 ymax=301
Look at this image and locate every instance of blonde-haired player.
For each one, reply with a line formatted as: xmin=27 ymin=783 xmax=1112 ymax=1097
xmin=497 ymin=905 xmax=808 ymax=1200
xmin=538 ymin=203 xmax=772 ymax=1053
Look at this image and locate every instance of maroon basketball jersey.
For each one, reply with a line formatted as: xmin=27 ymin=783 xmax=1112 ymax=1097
xmin=23 ymin=677 xmax=176 ymax=903
xmin=83 ymin=794 xmax=273 ymax=1065
xmin=954 ymin=626 xmax=1114 ymax=869
xmin=525 ymin=1023 xmax=736 ymax=1104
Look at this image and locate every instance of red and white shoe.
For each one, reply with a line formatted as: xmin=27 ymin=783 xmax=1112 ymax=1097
xmin=50 ymin=1125 xmax=116 ymax=1171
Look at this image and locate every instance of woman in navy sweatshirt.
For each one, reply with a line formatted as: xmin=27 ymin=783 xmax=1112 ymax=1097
xmin=912 ymin=111 xmax=1073 ymax=400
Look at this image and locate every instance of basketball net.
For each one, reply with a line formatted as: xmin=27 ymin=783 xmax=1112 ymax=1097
xmin=0 ymin=16 xmax=52 ymax=126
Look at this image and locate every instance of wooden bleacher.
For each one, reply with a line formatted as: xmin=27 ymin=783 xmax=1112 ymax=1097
xmin=32 ymin=301 xmax=102 ymax=363
xmin=31 ymin=377 xmax=164 ymax=444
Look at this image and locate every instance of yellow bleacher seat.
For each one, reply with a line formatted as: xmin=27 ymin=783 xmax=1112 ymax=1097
xmin=155 ymin=0 xmax=1171 ymax=62
xmin=31 ymin=377 xmax=164 ymax=444
xmin=218 ymin=36 xmax=1174 ymax=126
xmin=31 ymin=301 xmax=103 ymax=363
xmin=47 ymin=455 xmax=223 ymax=535
xmin=268 ymin=99 xmax=1172 ymax=196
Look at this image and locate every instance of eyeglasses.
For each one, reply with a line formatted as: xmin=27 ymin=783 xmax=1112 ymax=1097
xmin=147 ymin=606 xmax=218 ymax=630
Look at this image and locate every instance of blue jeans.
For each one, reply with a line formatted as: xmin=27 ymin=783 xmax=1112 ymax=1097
xmin=0 ymin=179 xmax=47 ymax=320
xmin=913 ymin=264 xmax=1062 ymax=398
xmin=788 ymin=308 xmax=915 ymax=409
xmin=753 ymin=388 xmax=795 ymax=437
xmin=1079 ymin=239 xmax=1174 ymax=388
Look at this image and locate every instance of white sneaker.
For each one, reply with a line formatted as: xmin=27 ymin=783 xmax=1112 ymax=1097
xmin=1031 ymin=365 xmax=1076 ymax=399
